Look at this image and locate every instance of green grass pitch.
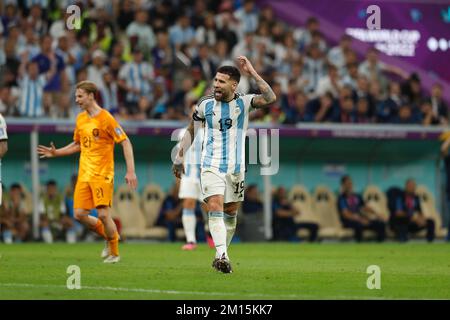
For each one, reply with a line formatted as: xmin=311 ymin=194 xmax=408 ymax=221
xmin=0 ymin=242 xmax=449 ymax=299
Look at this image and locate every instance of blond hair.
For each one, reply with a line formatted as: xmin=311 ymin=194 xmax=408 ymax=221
xmin=76 ymin=81 xmax=98 ymax=96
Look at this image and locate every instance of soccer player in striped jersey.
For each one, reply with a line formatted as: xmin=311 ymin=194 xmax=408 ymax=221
xmin=173 ymin=56 xmax=276 ymax=273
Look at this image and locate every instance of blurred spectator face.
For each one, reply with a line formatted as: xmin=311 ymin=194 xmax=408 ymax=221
xmin=341 ymin=176 xmax=353 ymax=193
xmin=431 ymin=84 xmax=442 ymax=98
xmin=0 ymin=87 xmax=10 ymax=102
xmin=357 ymin=75 xmax=369 ymax=91
xmin=244 ymin=32 xmax=254 ymax=46
xmin=30 ymin=4 xmax=42 ymax=19
xmin=356 ymin=98 xmax=369 ymax=115
xmin=246 ymin=185 xmax=259 ymax=200
xmin=340 ymin=36 xmax=352 ymax=49
xmin=179 ymin=16 xmax=190 ymax=28
xmin=157 ymin=32 xmax=169 ymax=47
xmin=347 ymin=63 xmax=358 ymax=77
xmin=136 ymin=11 xmax=148 ymax=24
xmin=369 ymin=81 xmax=381 ymax=97
xmin=261 ymin=5 xmax=274 ymax=21
xmin=340 ymin=86 xmax=353 ymax=99
xmin=306 ymin=17 xmax=319 ymax=32
xmin=367 ymin=49 xmax=379 ymax=64
xmin=112 ymin=43 xmax=124 ymax=58
xmin=344 ymin=50 xmax=358 ymax=65
xmin=182 ymin=78 xmax=194 ymax=92
xmin=138 ymin=96 xmax=150 ymax=113
xmin=109 ymin=57 xmax=121 ymax=73
xmin=216 ymin=40 xmax=229 ymax=57
xmin=6 ymin=4 xmax=16 ymax=18
xmin=76 ymin=68 xmax=88 ymax=82
xmin=405 ymin=179 xmax=416 ymax=194
xmin=389 ymin=82 xmax=400 ymax=96
xmin=410 ymin=79 xmax=421 ymax=94
xmin=28 ymin=62 xmax=40 ymax=78
xmin=198 ymin=45 xmax=209 ymax=59
xmin=102 ymin=72 xmax=112 ymax=84
xmin=309 ymin=44 xmax=321 ymax=59
xmin=341 ymin=97 xmax=354 ymax=113
xmin=328 ymin=66 xmax=338 ymax=79
xmin=399 ymin=105 xmax=412 ymax=120
xmin=10 ymin=185 xmax=23 ymax=204
xmin=58 ymin=36 xmax=69 ymax=52
xmin=46 ymin=182 xmax=58 ymax=198
xmin=244 ymin=0 xmax=255 ymax=12
xmin=295 ymin=93 xmax=307 ymax=112
xmin=8 ymin=26 xmax=20 ymax=41
xmin=24 ymin=27 xmax=36 ymax=43
xmin=41 ymin=35 xmax=52 ymax=53
xmin=132 ymin=50 xmax=143 ymax=63
xmin=204 ymin=14 xmax=215 ymax=29
xmin=420 ymin=101 xmax=432 ymax=114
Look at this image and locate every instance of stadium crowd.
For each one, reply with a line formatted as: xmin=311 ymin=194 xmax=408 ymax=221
xmin=0 ymin=0 xmax=448 ymax=125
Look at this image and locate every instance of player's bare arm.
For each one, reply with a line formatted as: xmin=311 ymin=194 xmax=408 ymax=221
xmin=120 ymin=138 xmax=138 ymax=190
xmin=172 ymin=119 xmax=195 ymax=179
xmin=236 ymin=55 xmax=276 ymax=108
xmin=37 ymin=141 xmax=81 ymax=158
xmin=0 ymin=141 xmax=7 ymax=158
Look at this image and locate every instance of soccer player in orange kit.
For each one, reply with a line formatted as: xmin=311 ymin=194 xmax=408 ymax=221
xmin=37 ymin=81 xmax=137 ymax=263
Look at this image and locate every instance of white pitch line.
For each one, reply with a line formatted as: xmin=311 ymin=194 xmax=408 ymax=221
xmin=0 ymin=283 xmax=387 ymax=299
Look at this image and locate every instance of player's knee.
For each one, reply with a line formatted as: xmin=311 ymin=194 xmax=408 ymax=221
xmin=183 ymin=198 xmax=196 ymax=209
xmin=74 ymin=209 xmax=88 ymax=221
xmin=96 ymin=206 xmax=110 ymax=221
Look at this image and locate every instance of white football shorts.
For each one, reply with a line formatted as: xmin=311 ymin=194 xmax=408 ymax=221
xmin=200 ymin=169 xmax=245 ymax=204
xmin=179 ymin=176 xmax=203 ymax=201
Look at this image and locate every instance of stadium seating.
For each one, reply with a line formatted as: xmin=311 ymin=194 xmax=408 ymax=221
xmin=114 ymin=184 xmax=167 ymax=239
xmin=416 ymin=185 xmax=448 ymax=238
xmin=312 ymin=185 xmax=353 ymax=239
xmin=288 ymin=185 xmax=320 ymax=238
xmin=140 ymin=184 xmax=176 ymax=240
xmin=363 ymin=185 xmax=394 ymax=238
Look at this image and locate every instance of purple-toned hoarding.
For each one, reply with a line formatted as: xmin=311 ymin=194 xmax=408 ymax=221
xmin=257 ymin=0 xmax=450 ymax=102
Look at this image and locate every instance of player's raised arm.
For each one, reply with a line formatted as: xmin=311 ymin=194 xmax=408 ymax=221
xmin=236 ymin=55 xmax=276 ymax=108
xmin=172 ymin=119 xmax=196 ymax=179
xmin=120 ymin=138 xmax=138 ymax=190
xmin=37 ymin=141 xmax=80 ymax=159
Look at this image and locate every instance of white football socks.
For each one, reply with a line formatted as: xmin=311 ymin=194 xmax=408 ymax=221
xmin=208 ymin=211 xmax=227 ymax=259
xmin=182 ymin=208 xmax=197 ymax=244
xmin=224 ymin=212 xmax=237 ymax=247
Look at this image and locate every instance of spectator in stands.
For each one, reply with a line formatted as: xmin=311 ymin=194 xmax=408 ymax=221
xmin=118 ymin=48 xmax=154 ymax=116
xmin=341 ymin=62 xmax=359 ymax=91
xmin=234 ymin=0 xmax=259 ymax=38
xmin=195 ymin=12 xmax=217 ymax=47
xmin=216 ymin=11 xmax=238 ymax=52
xmin=332 ymin=96 xmax=355 ymax=123
xmin=426 ymin=83 xmax=448 ymax=125
xmin=98 ymin=71 xmax=120 ymax=115
xmin=157 ymin=181 xmax=183 ymax=242
xmin=87 ymin=49 xmax=108 ymax=94
xmin=390 ymin=178 xmax=435 ymax=242
xmin=0 ymin=183 xmax=31 ymax=243
xmin=328 ymin=34 xmax=353 ymax=75
xmin=303 ymin=43 xmax=326 ymax=95
xmin=17 ymin=54 xmax=51 ymax=117
xmin=420 ymin=100 xmax=441 ymax=126
xmin=191 ymin=44 xmax=216 ymax=81
xmin=284 ymin=90 xmax=313 ymax=124
xmin=392 ymin=103 xmax=419 ymax=124
xmin=298 ymin=16 xmax=321 ymax=52
xmin=377 ymin=81 xmax=403 ymax=123
xmin=272 ymin=186 xmax=319 ymax=242
xmin=315 ymin=64 xmax=342 ymax=99
xmin=242 ymin=184 xmax=263 ymax=215
xmin=359 ymin=47 xmax=407 ymax=85
xmin=169 ymin=14 xmax=196 ymax=51
xmin=402 ymin=73 xmax=424 ymax=108
xmin=309 ymin=91 xmax=335 ymax=122
xmin=39 ymin=180 xmax=75 ymax=243
xmin=355 ymin=97 xmax=373 ymax=123
xmin=337 ymin=175 xmax=386 ymax=242
xmin=126 ymin=9 xmax=156 ymax=56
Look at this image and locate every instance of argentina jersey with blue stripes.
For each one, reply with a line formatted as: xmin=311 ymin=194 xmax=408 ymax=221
xmin=178 ymin=125 xmax=204 ymax=180
xmin=193 ymin=93 xmax=255 ymax=175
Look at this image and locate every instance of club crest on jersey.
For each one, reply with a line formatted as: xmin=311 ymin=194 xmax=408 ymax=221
xmin=115 ymin=127 xmax=123 ymax=136
xmin=92 ymin=128 xmax=99 ymax=138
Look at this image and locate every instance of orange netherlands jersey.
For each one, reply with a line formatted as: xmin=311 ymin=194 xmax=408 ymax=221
xmin=74 ymin=109 xmax=128 ymax=182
